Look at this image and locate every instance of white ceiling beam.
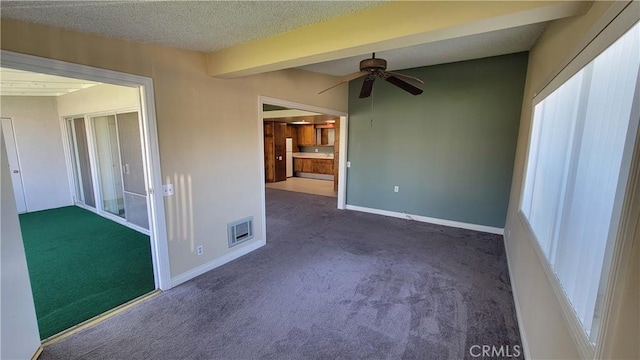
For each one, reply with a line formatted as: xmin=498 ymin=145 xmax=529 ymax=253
xmin=1 ymin=91 xmax=66 ymax=96
xmin=1 ymin=82 xmax=96 ymax=89
xmin=1 ymin=67 xmax=101 ymax=96
xmin=206 ymin=1 xmax=591 ymax=78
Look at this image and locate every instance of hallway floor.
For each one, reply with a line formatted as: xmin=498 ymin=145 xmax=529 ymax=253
xmin=265 ymin=177 xmax=337 ymax=198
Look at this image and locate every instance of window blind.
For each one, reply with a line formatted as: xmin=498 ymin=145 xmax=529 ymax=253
xmin=521 ymin=21 xmax=639 ymax=342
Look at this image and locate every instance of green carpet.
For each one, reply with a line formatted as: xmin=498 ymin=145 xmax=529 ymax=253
xmin=19 ymin=206 xmax=155 ymax=339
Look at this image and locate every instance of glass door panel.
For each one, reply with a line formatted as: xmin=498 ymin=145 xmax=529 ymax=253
xmin=68 ymin=117 xmax=95 ymax=208
xmin=116 ymin=112 xmax=149 ymax=229
xmin=93 ymin=115 xmax=125 ymax=218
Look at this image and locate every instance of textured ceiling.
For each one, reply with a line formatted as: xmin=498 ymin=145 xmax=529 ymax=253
xmin=0 ymin=68 xmax=100 ymax=96
xmin=0 ymin=1 xmax=384 ymax=52
xmin=1 ymin=1 xmax=550 ymax=78
xmin=299 ymin=22 xmax=548 ymax=76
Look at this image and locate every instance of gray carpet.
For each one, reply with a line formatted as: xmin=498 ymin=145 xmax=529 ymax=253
xmin=41 ymin=188 xmax=522 ymax=360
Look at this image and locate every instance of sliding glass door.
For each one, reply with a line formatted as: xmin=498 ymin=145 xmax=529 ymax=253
xmin=67 ymin=117 xmax=96 ymax=208
xmin=66 ymin=111 xmax=149 ymax=231
xmin=93 ymin=115 xmax=125 ymax=217
xmin=116 ymin=112 xmax=149 ymax=229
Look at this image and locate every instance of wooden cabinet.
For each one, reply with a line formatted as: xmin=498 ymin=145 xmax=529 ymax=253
xmin=293 ymin=158 xmax=333 ymax=175
xmin=296 ymin=124 xmax=315 ymax=146
xmin=264 ymin=122 xmax=287 ymax=182
xmin=294 ymin=158 xmax=313 ymax=173
xmin=315 ymin=124 xmax=335 ymax=146
xmin=314 ymin=159 xmax=334 ymax=175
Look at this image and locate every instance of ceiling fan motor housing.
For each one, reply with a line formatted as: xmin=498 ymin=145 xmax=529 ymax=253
xmin=318 ymin=53 xmax=422 ymax=98
xmin=360 ymin=58 xmax=387 ymax=72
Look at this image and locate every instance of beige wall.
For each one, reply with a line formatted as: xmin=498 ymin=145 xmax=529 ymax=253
xmin=504 ymin=2 xmax=639 ymax=359
xmin=606 ymin=216 xmax=639 ymax=358
xmin=1 ymin=19 xmax=347 ymax=278
xmin=1 ymin=96 xmax=73 ymax=211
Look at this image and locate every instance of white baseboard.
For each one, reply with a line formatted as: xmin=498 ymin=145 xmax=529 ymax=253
xmin=502 ymin=233 xmax=531 ymax=359
xmin=345 ymin=204 xmax=504 ymax=235
xmin=171 ymin=239 xmax=266 ymax=288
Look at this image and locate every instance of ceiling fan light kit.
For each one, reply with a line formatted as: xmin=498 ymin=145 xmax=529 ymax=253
xmin=319 ymin=53 xmax=424 ymax=98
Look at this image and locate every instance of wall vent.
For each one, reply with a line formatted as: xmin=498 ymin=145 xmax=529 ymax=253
xmin=228 ymin=216 xmax=253 ymax=248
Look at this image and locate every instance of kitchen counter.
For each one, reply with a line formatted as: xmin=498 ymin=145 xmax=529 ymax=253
xmin=292 ymin=152 xmax=334 ymax=160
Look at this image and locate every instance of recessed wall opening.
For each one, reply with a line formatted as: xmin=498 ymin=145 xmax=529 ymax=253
xmin=0 ymin=52 xmax=170 ymax=341
xmin=262 ymin=103 xmax=342 ymax=199
xmin=258 ymin=96 xmax=348 ymax=251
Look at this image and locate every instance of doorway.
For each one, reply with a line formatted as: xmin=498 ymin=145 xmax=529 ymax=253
xmin=262 ymin=101 xmax=347 ymax=200
xmin=259 ymin=97 xmax=348 ymax=220
xmin=1 ymin=50 xmax=171 ymax=339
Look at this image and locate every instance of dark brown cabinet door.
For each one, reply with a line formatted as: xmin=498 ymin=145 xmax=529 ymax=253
xmin=264 ymin=122 xmax=275 ymax=182
xmin=314 ymin=159 xmax=334 ymax=175
xmin=297 ymin=124 xmax=315 ymax=145
xmin=265 ymin=122 xmax=287 ymax=183
xmin=273 ymin=122 xmax=287 ymax=182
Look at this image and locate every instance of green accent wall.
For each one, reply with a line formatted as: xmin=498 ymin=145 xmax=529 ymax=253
xmin=346 ymin=53 xmax=528 ymax=228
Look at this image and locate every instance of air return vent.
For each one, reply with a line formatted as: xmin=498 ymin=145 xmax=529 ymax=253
xmin=228 ymin=216 xmax=253 ymax=248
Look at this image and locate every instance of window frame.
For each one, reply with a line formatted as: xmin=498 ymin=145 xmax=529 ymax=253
xmin=517 ymin=3 xmax=640 ymax=358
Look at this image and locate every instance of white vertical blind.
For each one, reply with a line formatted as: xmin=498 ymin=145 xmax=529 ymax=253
xmin=523 ymin=72 xmax=583 ymax=257
xmin=521 ymin=21 xmax=640 ymax=342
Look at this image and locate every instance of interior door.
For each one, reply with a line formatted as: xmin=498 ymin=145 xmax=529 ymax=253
xmin=1 ymin=117 xmax=27 ymax=213
xmin=274 ymin=122 xmax=287 ymax=182
xmin=116 ymin=112 xmax=149 ymax=229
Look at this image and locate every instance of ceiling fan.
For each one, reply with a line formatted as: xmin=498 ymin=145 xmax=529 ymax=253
xmin=319 ymin=53 xmax=424 ymax=98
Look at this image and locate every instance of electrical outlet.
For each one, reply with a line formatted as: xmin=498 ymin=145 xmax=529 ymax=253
xmin=196 ymin=245 xmax=203 ymax=256
xmin=315 ymin=148 xmax=319 ymax=153
xmin=163 ymin=184 xmax=174 ymax=196
xmin=347 ymin=161 xmax=351 ymax=168
xmin=394 ymin=186 xmax=399 ymax=193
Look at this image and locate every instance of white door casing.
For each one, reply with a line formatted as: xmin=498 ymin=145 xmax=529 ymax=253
xmin=1 ymin=49 xmax=171 ymax=291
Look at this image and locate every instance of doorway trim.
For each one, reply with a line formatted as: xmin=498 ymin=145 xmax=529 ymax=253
xmin=258 ymin=96 xmax=348 ymax=242
xmin=1 ymin=50 xmax=172 ymax=291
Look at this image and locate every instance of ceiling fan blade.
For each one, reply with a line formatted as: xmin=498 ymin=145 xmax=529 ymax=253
xmin=386 ymin=71 xmax=424 ymax=85
xmin=384 ymin=75 xmax=423 ymax=95
xmin=318 ymin=71 xmax=369 ymax=94
xmin=359 ymin=76 xmax=375 ymax=98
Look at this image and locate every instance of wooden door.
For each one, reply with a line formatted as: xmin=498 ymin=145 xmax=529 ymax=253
xmin=273 ymin=122 xmax=287 ymax=182
xmin=265 ymin=122 xmax=287 ymax=183
xmin=264 ymin=122 xmax=275 ymax=182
